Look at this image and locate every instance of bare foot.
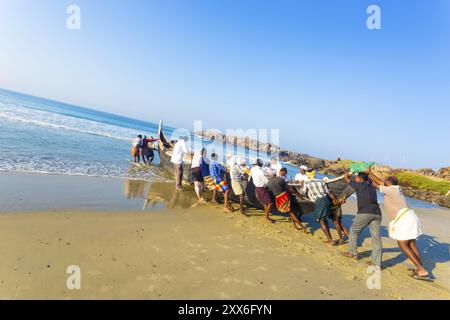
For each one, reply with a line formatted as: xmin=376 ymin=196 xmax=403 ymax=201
xmin=265 ymin=217 xmax=275 ymax=224
xmin=415 ymin=267 xmax=429 ymax=277
xmin=323 ymin=240 xmax=337 ymax=247
xmin=341 ymin=252 xmax=359 ymax=260
xmin=224 ymin=206 xmax=233 ymax=213
xmin=292 ymin=220 xmax=305 ymax=231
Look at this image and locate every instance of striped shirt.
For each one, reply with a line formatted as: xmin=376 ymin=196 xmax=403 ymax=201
xmin=303 ymin=179 xmax=330 ymax=202
xmin=209 ymin=161 xmax=226 ymax=180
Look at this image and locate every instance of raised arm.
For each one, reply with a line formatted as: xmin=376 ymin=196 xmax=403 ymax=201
xmin=370 ymin=179 xmax=381 ymax=190
xmin=344 ymin=171 xmax=352 ymax=184
xmin=368 ymin=168 xmax=385 ymax=186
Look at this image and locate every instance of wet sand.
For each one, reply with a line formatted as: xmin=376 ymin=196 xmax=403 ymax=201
xmin=0 ymin=172 xmax=449 ymax=299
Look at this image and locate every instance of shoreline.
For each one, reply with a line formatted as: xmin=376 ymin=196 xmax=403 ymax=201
xmin=0 ymin=172 xmax=449 ymax=299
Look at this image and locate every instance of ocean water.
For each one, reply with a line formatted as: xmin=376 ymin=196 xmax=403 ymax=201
xmin=0 ymin=88 xmax=271 ymax=181
xmin=0 ymin=88 xmax=439 ymax=209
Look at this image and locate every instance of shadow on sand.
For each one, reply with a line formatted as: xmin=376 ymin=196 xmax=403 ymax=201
xmin=332 ymin=215 xmax=449 ymax=279
xmin=125 ymin=179 xmax=449 ymax=279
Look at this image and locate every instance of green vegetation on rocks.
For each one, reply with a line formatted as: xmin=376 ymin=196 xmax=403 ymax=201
xmin=394 ymin=171 xmax=450 ymax=196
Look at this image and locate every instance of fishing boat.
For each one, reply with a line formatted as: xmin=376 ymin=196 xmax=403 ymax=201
xmin=157 ymin=121 xmax=354 ymax=215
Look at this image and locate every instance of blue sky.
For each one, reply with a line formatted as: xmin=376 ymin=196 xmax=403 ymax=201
xmin=0 ymin=0 xmax=449 ymax=169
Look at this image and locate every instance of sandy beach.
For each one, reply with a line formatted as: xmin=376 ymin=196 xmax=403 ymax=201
xmin=0 ymin=172 xmax=449 ymax=300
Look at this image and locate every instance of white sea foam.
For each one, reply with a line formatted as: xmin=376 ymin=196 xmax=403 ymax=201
xmin=0 ymin=101 xmax=138 ymax=142
xmin=0 ymin=157 xmax=170 ymax=182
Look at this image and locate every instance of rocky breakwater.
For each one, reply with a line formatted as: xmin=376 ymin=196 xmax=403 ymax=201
xmin=318 ymin=160 xmax=450 ymax=209
xmin=372 ymin=166 xmax=450 ymax=208
xmin=279 ymin=150 xmax=326 ymax=170
xmin=195 ymin=130 xmax=280 ymax=155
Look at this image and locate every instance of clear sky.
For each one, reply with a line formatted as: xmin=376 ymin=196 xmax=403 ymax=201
xmin=0 ymin=0 xmax=449 ymax=169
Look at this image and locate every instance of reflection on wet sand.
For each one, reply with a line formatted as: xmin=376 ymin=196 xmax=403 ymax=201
xmin=123 ymin=179 xmax=201 ymax=210
xmin=123 ymin=179 xmax=147 ymax=199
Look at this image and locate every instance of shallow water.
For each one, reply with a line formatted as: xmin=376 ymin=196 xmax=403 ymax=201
xmin=0 ymin=88 xmax=440 ymax=209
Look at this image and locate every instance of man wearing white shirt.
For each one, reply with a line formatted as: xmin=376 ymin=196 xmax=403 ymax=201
xmin=294 ymin=165 xmax=310 ymax=183
xmin=171 ymin=136 xmax=189 ymax=190
xmin=250 ymin=159 xmax=274 ymax=223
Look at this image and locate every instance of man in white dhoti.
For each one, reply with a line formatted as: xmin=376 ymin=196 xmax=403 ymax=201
xmin=368 ymin=168 xmax=429 ymax=280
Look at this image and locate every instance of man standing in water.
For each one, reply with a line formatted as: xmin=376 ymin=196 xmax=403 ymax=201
xmin=342 ymin=172 xmax=383 ymax=268
xmin=145 ymin=136 xmax=159 ymax=164
xmin=140 ymin=136 xmax=151 ymax=165
xmin=171 ymin=136 xmax=189 ymax=190
xmin=132 ymin=135 xmax=142 ymax=163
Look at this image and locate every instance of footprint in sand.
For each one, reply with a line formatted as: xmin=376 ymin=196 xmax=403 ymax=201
xmin=270 ymin=285 xmax=279 ymax=292
xmin=161 ymin=274 xmax=173 ymax=281
xmin=253 ymin=266 xmax=268 ymax=272
xmin=186 ymin=260 xmax=197 ymax=266
xmin=243 ymin=280 xmax=256 ymax=286
xmin=219 ymin=260 xmax=239 ymax=265
xmin=86 ymin=270 xmax=102 ymax=276
xmin=148 ymin=274 xmax=158 ymax=281
xmin=186 ymin=241 xmax=195 ymax=248
xmin=216 ymin=244 xmax=232 ymax=250
xmin=145 ymin=285 xmax=158 ymax=292
xmin=195 ymin=266 xmax=207 ymax=272
xmin=218 ymin=292 xmax=230 ymax=298
xmin=320 ymin=286 xmax=331 ymax=293
xmin=221 ymin=277 xmax=232 ymax=283
xmin=100 ymin=285 xmax=113 ymax=292
xmin=291 ymin=267 xmax=308 ymax=272
xmin=152 ymin=245 xmax=161 ymax=252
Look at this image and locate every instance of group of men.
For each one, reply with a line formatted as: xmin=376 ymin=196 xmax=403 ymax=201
xmin=131 ymin=135 xmax=159 ymax=165
xmin=170 ymin=137 xmax=429 ymax=280
xmin=170 ymin=137 xmax=309 ymax=230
